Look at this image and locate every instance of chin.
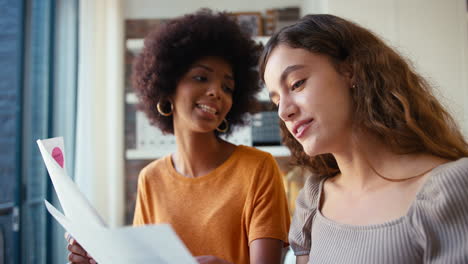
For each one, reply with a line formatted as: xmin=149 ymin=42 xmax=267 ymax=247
xmin=301 ymin=138 xmax=326 ymax=157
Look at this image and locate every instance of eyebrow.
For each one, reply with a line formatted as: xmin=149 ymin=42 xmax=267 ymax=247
xmin=192 ymin=64 xmax=234 ymax=81
xmin=280 ymin=64 xmax=305 ymax=83
xmin=268 ymin=64 xmax=306 ymax=98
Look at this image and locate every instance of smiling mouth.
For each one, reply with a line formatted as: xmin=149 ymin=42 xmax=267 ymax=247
xmin=294 ymin=119 xmax=314 ymax=138
xmin=196 ymin=104 xmax=218 ymax=115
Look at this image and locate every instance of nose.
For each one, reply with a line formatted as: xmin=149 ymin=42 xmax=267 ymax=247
xmin=278 ymin=97 xmax=296 ymax=121
xmin=207 ymin=82 xmax=222 ymax=100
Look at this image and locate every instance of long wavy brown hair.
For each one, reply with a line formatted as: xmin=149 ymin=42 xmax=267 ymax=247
xmin=259 ymin=14 xmax=468 ymax=177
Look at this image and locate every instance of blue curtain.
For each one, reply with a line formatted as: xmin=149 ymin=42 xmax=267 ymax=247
xmin=0 ymin=0 xmax=25 ymax=263
xmin=20 ymin=1 xmax=54 ymax=262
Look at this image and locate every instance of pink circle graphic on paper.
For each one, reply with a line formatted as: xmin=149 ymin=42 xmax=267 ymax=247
xmin=52 ymin=147 xmax=64 ymax=168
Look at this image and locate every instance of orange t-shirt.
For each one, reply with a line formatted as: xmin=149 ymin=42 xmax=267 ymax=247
xmin=133 ymin=145 xmax=290 ymax=264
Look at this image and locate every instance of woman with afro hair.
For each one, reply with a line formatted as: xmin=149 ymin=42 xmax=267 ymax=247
xmin=67 ymin=9 xmax=290 ymax=264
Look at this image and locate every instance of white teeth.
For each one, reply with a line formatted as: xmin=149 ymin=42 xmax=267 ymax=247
xmin=198 ymin=104 xmax=216 ymax=114
xmin=297 ymin=125 xmax=306 ymax=135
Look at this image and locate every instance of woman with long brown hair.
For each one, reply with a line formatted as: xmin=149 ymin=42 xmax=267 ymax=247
xmin=260 ymin=14 xmax=468 ymax=263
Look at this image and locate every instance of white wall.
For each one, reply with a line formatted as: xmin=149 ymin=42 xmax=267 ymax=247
xmin=303 ymin=0 xmax=468 ymax=136
xmin=124 ymin=0 xmax=303 ymax=19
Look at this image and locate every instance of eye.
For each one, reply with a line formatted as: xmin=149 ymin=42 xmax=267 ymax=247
xmin=291 ymin=79 xmax=306 ymax=91
xmin=193 ymin=75 xmax=208 ymax=82
xmin=222 ymin=84 xmax=234 ymax=94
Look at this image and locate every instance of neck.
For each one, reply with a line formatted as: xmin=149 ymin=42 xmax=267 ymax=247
xmin=172 ymin=128 xmax=234 ymax=178
xmin=331 ymin=131 xmax=444 ymax=191
xmin=332 ymin=132 xmax=405 ymax=191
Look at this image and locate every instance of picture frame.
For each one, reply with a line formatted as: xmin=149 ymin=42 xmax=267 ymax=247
xmin=231 ymin=12 xmax=263 ymax=37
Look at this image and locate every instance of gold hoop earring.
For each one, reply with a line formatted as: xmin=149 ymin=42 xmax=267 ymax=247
xmin=157 ymin=101 xmax=173 ymax=116
xmin=216 ymin=119 xmax=229 ymax=133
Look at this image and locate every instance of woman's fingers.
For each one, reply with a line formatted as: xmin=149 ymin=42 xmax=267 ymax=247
xmin=68 ymin=252 xmax=88 ymax=263
xmin=67 ymin=243 xmax=87 ymax=256
xmin=64 ymin=232 xmax=97 ymax=263
xmin=68 ymin=253 xmax=97 ymax=264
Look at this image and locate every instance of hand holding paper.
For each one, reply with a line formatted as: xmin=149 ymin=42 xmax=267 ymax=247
xmin=37 ymin=137 xmax=197 ymax=264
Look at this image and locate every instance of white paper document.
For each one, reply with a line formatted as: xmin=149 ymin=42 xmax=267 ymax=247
xmin=37 ymin=137 xmax=197 ymax=264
